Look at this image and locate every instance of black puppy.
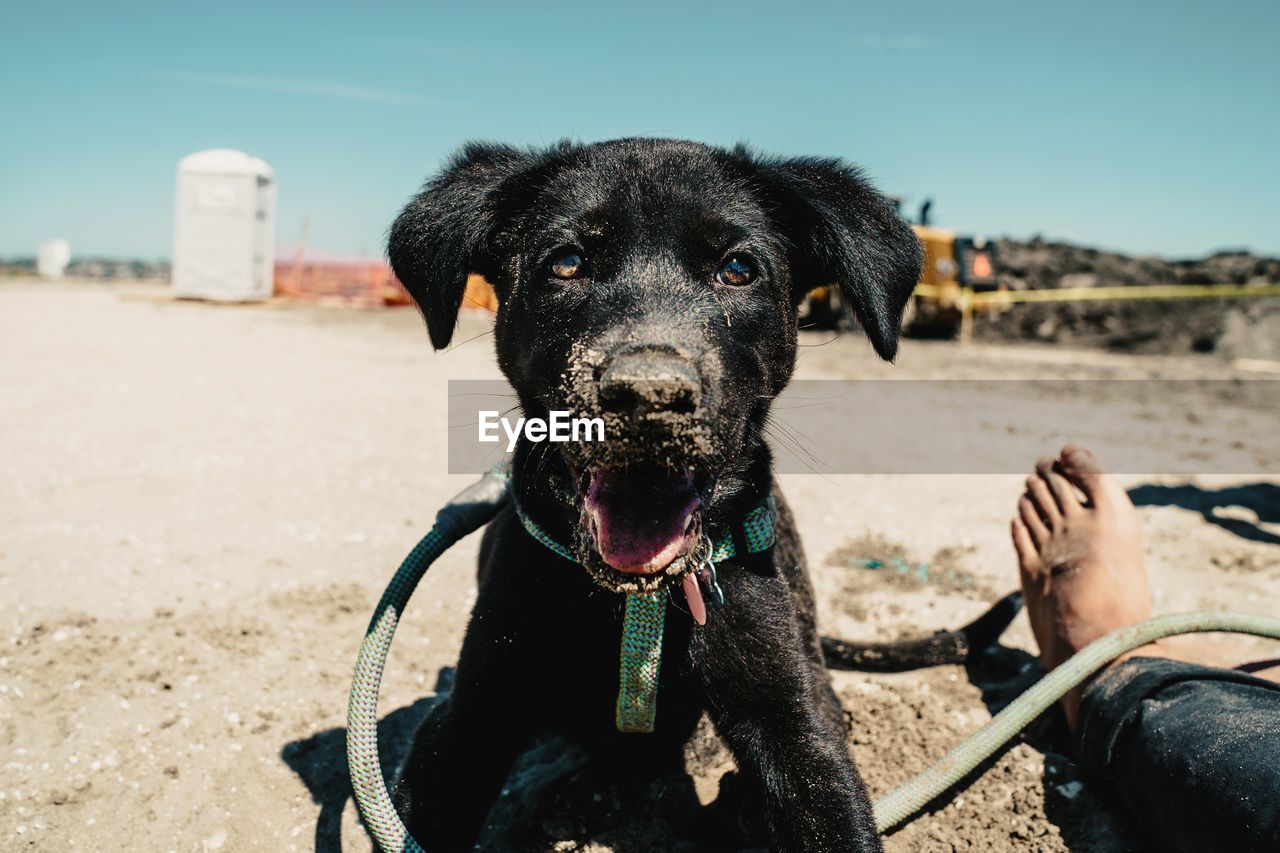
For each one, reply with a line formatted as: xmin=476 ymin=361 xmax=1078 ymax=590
xmin=387 ymin=138 xmax=923 ymax=851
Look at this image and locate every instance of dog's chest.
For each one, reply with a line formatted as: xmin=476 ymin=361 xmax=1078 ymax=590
xmin=535 ymin=591 xmax=701 ymax=740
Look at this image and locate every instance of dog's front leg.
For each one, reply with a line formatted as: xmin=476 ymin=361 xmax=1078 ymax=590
xmin=691 ymin=569 xmax=882 ymax=852
xmin=391 ymin=556 xmax=541 ymax=850
xmin=391 ymin=689 xmax=530 ymax=851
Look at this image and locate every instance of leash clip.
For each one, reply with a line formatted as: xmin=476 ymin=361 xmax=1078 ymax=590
xmin=696 ymin=534 xmax=725 ymax=609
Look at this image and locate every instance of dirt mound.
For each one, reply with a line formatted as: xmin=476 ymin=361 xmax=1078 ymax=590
xmin=994 ymin=240 xmax=1280 ymax=292
xmin=973 ymin=239 xmax=1280 ymax=355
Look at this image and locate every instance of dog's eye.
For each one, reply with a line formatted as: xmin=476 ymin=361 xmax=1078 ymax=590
xmin=715 ymin=254 xmax=757 ymax=287
xmin=548 ymin=250 xmax=588 ymax=280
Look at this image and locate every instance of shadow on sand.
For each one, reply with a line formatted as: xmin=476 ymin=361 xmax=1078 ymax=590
xmin=1129 ymin=482 xmax=1280 ymax=546
xmin=281 ymin=668 xmax=452 ymax=853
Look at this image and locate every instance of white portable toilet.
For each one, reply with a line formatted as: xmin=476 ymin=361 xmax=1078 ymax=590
xmin=37 ymin=239 xmax=71 ymax=277
xmin=172 ymin=149 xmax=275 ymax=301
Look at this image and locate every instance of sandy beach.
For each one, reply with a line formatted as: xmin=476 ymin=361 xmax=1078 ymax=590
xmin=3 ymin=279 xmax=1276 ymax=851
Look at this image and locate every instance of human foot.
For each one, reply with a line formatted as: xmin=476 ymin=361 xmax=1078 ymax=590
xmin=1010 ymin=445 xmax=1155 ymax=727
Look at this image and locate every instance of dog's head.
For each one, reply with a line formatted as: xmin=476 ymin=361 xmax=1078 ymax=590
xmin=390 ymin=139 xmax=921 ymax=592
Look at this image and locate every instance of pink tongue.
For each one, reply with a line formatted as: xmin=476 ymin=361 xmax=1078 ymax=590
xmin=682 ymin=574 xmax=707 ymax=626
xmin=585 ymin=471 xmax=700 ymax=574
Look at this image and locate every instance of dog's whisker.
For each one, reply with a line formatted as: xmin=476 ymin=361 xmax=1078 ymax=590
xmin=446 ymin=325 xmax=497 ymax=351
xmin=764 ymin=412 xmax=823 ymax=460
xmin=762 ymin=422 xmax=832 ymax=481
xmin=528 ymin=442 xmax=555 ymax=487
xmin=797 ymin=334 xmax=842 ymax=347
xmin=759 ymin=414 xmax=812 ymax=459
xmin=526 ymin=441 xmax=553 ymax=484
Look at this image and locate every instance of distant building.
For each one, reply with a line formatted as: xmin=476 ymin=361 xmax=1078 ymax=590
xmin=172 ymin=149 xmax=275 ymax=301
xmin=37 ymin=239 xmax=71 ymax=278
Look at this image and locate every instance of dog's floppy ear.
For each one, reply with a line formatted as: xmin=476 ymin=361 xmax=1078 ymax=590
xmin=388 ymin=142 xmax=530 ymax=349
xmin=757 ymin=155 xmax=923 ymax=360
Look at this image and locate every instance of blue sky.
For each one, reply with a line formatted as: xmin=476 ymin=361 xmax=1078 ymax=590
xmin=2 ymin=0 xmax=1277 ymax=260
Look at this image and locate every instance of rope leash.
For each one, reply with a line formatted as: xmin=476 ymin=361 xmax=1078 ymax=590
xmin=871 ymin=609 xmax=1280 ymax=833
xmin=346 ymin=529 xmax=443 ymax=853
xmin=347 ymin=472 xmax=1280 ymax=850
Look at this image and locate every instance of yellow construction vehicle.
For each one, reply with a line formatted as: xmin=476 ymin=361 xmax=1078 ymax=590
xmin=907 ymin=226 xmax=1002 ymax=337
xmin=801 ymin=203 xmax=1004 ymax=338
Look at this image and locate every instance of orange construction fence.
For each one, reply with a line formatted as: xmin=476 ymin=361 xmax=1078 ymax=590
xmin=273 ymin=256 xmax=499 ymax=312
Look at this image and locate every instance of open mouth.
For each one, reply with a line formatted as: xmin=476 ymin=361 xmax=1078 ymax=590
xmin=572 ymin=466 xmax=707 ymax=592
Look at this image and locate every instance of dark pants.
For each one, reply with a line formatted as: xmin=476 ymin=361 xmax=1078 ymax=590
xmin=1074 ymin=657 xmax=1280 ymax=852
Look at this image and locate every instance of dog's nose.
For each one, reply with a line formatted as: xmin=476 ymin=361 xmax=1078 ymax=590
xmin=599 ymin=351 xmax=700 ymax=417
